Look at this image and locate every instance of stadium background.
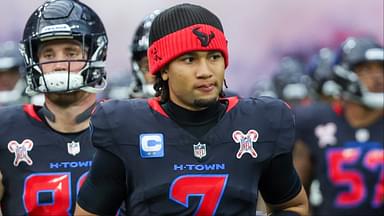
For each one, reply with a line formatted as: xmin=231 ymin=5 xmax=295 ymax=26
xmin=0 ymin=0 xmax=382 ymax=96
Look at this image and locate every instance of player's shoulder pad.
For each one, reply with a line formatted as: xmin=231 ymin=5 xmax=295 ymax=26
xmin=91 ymin=98 xmax=148 ymax=129
xmin=244 ymin=96 xmax=295 ymax=155
xmin=0 ymin=104 xmax=29 ymax=139
xmin=95 ymin=97 xmax=148 ymax=114
xmin=293 ymin=101 xmax=331 ymax=124
xmin=0 ymin=104 xmax=27 ymax=125
xmin=90 ymin=99 xmax=149 ymax=149
xmin=242 ymin=96 xmax=293 ymax=127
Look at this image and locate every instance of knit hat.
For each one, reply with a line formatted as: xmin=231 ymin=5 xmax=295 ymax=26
xmin=148 ymin=3 xmax=229 ymax=75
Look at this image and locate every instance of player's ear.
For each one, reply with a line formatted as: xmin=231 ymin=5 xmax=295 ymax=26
xmin=160 ymin=67 xmax=169 ymax=81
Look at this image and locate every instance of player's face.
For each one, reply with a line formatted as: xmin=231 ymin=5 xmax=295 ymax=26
xmin=38 ymin=40 xmax=91 ymax=108
xmin=38 ymin=40 xmax=87 ymax=74
xmin=354 ymin=61 xmax=384 ymax=93
xmin=0 ymin=69 xmax=20 ymax=91
xmin=163 ymin=51 xmax=225 ymax=111
xmin=45 ymin=91 xmax=92 ymax=108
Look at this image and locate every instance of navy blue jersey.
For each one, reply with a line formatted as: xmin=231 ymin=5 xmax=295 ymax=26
xmin=295 ymin=102 xmax=384 ymax=216
xmin=82 ymin=96 xmax=300 ymax=215
xmin=0 ymin=104 xmax=95 ymax=215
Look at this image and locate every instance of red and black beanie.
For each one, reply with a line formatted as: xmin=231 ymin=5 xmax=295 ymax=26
xmin=148 ymin=3 xmax=229 ymax=75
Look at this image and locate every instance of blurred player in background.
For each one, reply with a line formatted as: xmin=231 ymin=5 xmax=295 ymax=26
xmin=106 ymin=10 xmax=161 ymax=99
xmin=271 ymin=56 xmax=313 ymax=107
xmin=294 ymin=36 xmax=383 ymax=215
xmin=0 ymin=0 xmax=108 ymax=214
xmin=305 ymin=47 xmax=340 ymax=103
xmin=250 ymin=78 xmax=277 ymax=98
xmin=0 ymin=41 xmax=28 ymax=106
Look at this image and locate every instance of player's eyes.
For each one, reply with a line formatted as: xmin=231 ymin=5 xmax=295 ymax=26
xmin=179 ymin=55 xmax=194 ymax=63
xmin=210 ymin=53 xmax=223 ymax=61
xmin=42 ymin=52 xmax=54 ymax=59
xmin=67 ymin=52 xmax=77 ymax=59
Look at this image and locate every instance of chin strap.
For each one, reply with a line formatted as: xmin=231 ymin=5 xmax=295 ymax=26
xmin=41 ymin=105 xmax=56 ymax=123
xmin=75 ymin=102 xmax=97 ymax=123
xmin=41 ymin=102 xmax=97 ymax=124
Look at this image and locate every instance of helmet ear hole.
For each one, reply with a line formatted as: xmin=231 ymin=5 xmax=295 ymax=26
xmin=21 ymin=0 xmax=108 ymax=95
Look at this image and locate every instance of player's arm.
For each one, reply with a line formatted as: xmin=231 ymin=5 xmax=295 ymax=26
xmin=75 ymin=149 xmax=127 ymax=215
xmin=293 ymin=139 xmax=313 ymax=194
xmin=259 ymin=100 xmax=309 ymax=215
xmin=0 ymin=170 xmax=4 ymax=200
xmin=292 ymin=105 xmax=315 ymax=194
xmin=266 ymin=186 xmax=308 ymax=216
xmin=74 ymin=203 xmax=96 ymax=216
xmin=259 ymin=153 xmax=309 ymax=216
xmin=0 ymin=171 xmax=3 ymax=216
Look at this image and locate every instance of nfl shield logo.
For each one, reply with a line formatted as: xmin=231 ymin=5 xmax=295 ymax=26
xmin=193 ymin=142 xmax=207 ymax=159
xmin=67 ymin=141 xmax=80 ymax=156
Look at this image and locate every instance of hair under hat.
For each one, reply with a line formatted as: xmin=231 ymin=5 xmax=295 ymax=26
xmin=148 ymin=3 xmax=229 ymax=75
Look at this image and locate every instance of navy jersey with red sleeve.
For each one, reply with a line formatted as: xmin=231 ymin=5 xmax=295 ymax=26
xmin=295 ymin=102 xmax=384 ymax=216
xmin=0 ymin=104 xmax=95 ymax=215
xmin=83 ymin=96 xmax=301 ymax=215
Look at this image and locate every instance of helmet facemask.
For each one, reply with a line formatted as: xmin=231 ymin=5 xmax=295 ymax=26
xmin=21 ymin=33 xmax=107 ymax=95
xmin=333 ymin=37 xmax=384 ymax=109
xmin=20 ymin=0 xmax=108 ymax=96
xmin=333 ymin=65 xmax=384 ymax=109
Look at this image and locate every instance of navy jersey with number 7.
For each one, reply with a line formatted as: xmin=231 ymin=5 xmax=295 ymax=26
xmin=78 ymin=96 xmax=302 ymax=215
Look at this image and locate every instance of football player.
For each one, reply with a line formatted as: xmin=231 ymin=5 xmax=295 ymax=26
xmin=106 ymin=10 xmax=161 ymax=100
xmin=0 ymin=41 xmax=28 ymax=106
xmin=0 ymin=0 xmax=108 ymax=215
xmin=305 ymin=47 xmax=340 ymax=103
xmin=294 ymin=36 xmax=383 ymax=216
xmin=76 ymin=3 xmax=308 ymax=215
xmin=272 ymin=56 xmax=313 ymax=107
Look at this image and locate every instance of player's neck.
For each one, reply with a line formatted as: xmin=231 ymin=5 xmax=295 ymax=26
xmin=43 ymin=94 xmax=96 ymax=133
xmin=344 ymin=101 xmax=383 ymax=128
xmin=164 ymin=100 xmax=223 ymax=125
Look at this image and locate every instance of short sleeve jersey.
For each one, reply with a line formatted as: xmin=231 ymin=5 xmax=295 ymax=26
xmin=87 ymin=97 xmax=298 ymax=215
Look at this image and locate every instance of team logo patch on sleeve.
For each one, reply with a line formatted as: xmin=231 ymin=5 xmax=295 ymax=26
xmin=232 ymin=130 xmax=259 ymax=159
xmin=8 ymin=139 xmax=34 ymax=166
xmin=139 ymin=133 xmax=164 ymax=158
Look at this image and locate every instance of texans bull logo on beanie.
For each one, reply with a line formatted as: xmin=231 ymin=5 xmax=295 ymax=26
xmin=147 ymin=3 xmax=229 ymax=75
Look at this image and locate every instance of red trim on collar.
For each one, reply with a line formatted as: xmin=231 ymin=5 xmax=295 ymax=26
xmin=147 ymin=98 xmax=169 ymax=118
xmin=220 ymin=96 xmax=239 ymax=112
xmin=148 ymin=96 xmax=239 ymax=116
xmin=23 ymin=104 xmax=43 ymax=122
